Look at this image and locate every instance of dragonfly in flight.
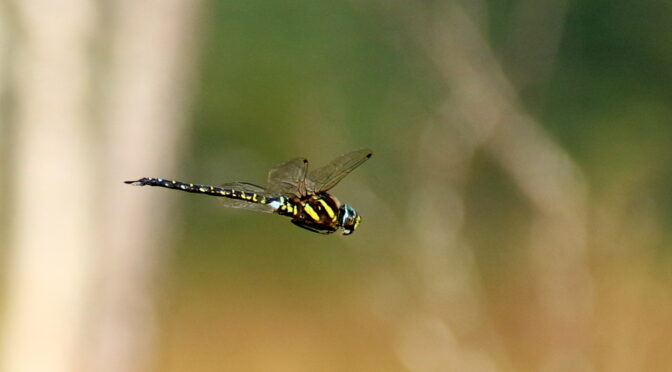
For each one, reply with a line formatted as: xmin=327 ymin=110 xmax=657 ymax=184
xmin=125 ymin=149 xmax=372 ymax=235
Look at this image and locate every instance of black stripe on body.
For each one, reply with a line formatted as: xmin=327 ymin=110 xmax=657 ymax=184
xmin=289 ymin=196 xmax=340 ymax=234
xmin=286 ymin=195 xmax=340 ymax=234
xmin=124 ymin=177 xmax=266 ymax=203
xmin=301 ymin=196 xmax=339 ymax=223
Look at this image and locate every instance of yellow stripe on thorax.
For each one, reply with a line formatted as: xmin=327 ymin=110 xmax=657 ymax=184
xmin=303 ymin=203 xmax=320 ymax=221
xmin=317 ymin=199 xmax=336 ymax=221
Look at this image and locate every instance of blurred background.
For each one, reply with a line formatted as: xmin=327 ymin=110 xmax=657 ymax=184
xmin=1 ymin=0 xmax=671 ymax=371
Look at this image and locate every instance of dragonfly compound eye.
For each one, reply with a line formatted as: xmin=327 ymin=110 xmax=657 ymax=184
xmin=338 ymin=204 xmax=360 ymax=235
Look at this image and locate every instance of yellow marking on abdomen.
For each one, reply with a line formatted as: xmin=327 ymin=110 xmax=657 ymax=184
xmin=303 ymin=204 xmax=320 ymax=221
xmin=317 ymin=199 xmax=335 ymax=221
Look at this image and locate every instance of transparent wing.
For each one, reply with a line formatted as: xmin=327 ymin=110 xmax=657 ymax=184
xmin=219 ymin=182 xmax=275 ymax=213
xmin=265 ymin=157 xmax=309 ymax=196
xmin=307 ymin=149 xmax=372 ymax=192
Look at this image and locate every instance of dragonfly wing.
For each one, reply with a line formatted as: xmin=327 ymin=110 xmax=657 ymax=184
xmin=307 ymin=149 xmax=372 ymax=192
xmin=266 ymin=157 xmax=309 ymax=196
xmin=219 ymin=182 xmax=275 ymax=213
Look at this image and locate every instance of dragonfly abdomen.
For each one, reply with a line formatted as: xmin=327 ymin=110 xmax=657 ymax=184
xmin=124 ymin=177 xmax=267 ymax=203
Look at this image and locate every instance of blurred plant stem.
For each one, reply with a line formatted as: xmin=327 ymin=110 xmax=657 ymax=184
xmin=0 ymin=1 xmax=201 ymax=372
xmin=87 ymin=1 xmax=201 ymax=372
xmin=504 ymin=0 xmax=568 ymax=92
xmin=396 ymin=2 xmax=593 ymax=371
xmin=1 ymin=1 xmax=96 ymax=371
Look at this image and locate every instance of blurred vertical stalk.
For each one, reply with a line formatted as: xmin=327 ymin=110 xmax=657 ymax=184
xmin=1 ymin=1 xmax=96 ymax=372
xmin=504 ymin=0 xmax=568 ymax=91
xmin=398 ymin=2 xmax=593 ymax=371
xmin=396 ymin=2 xmax=511 ymax=369
xmin=0 ymin=0 xmax=10 ymax=241
xmin=86 ymin=1 xmax=201 ymax=372
xmin=0 ymin=0 xmax=201 ymax=371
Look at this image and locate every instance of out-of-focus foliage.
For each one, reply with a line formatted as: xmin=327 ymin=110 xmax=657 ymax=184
xmin=155 ymin=0 xmax=672 ymax=371
xmin=175 ymin=0 xmax=432 ymax=285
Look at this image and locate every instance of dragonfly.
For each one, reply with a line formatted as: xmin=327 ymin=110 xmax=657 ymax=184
xmin=124 ymin=149 xmax=372 ymax=235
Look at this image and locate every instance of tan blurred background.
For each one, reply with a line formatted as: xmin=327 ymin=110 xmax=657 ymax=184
xmin=1 ymin=1 xmax=671 ymax=371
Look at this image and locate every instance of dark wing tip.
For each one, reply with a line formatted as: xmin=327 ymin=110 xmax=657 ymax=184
xmin=354 ymin=149 xmax=372 ymax=158
xmin=124 ymin=179 xmax=143 ymax=185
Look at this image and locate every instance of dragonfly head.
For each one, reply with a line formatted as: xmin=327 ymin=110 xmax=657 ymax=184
xmin=338 ymin=204 xmax=362 ymax=235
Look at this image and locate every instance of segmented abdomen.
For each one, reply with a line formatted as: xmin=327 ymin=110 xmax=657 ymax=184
xmin=124 ymin=177 xmax=265 ymax=203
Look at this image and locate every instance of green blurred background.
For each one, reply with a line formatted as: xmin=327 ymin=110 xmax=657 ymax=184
xmin=155 ymin=1 xmax=672 ymax=371
xmin=2 ymin=0 xmax=672 ymax=371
